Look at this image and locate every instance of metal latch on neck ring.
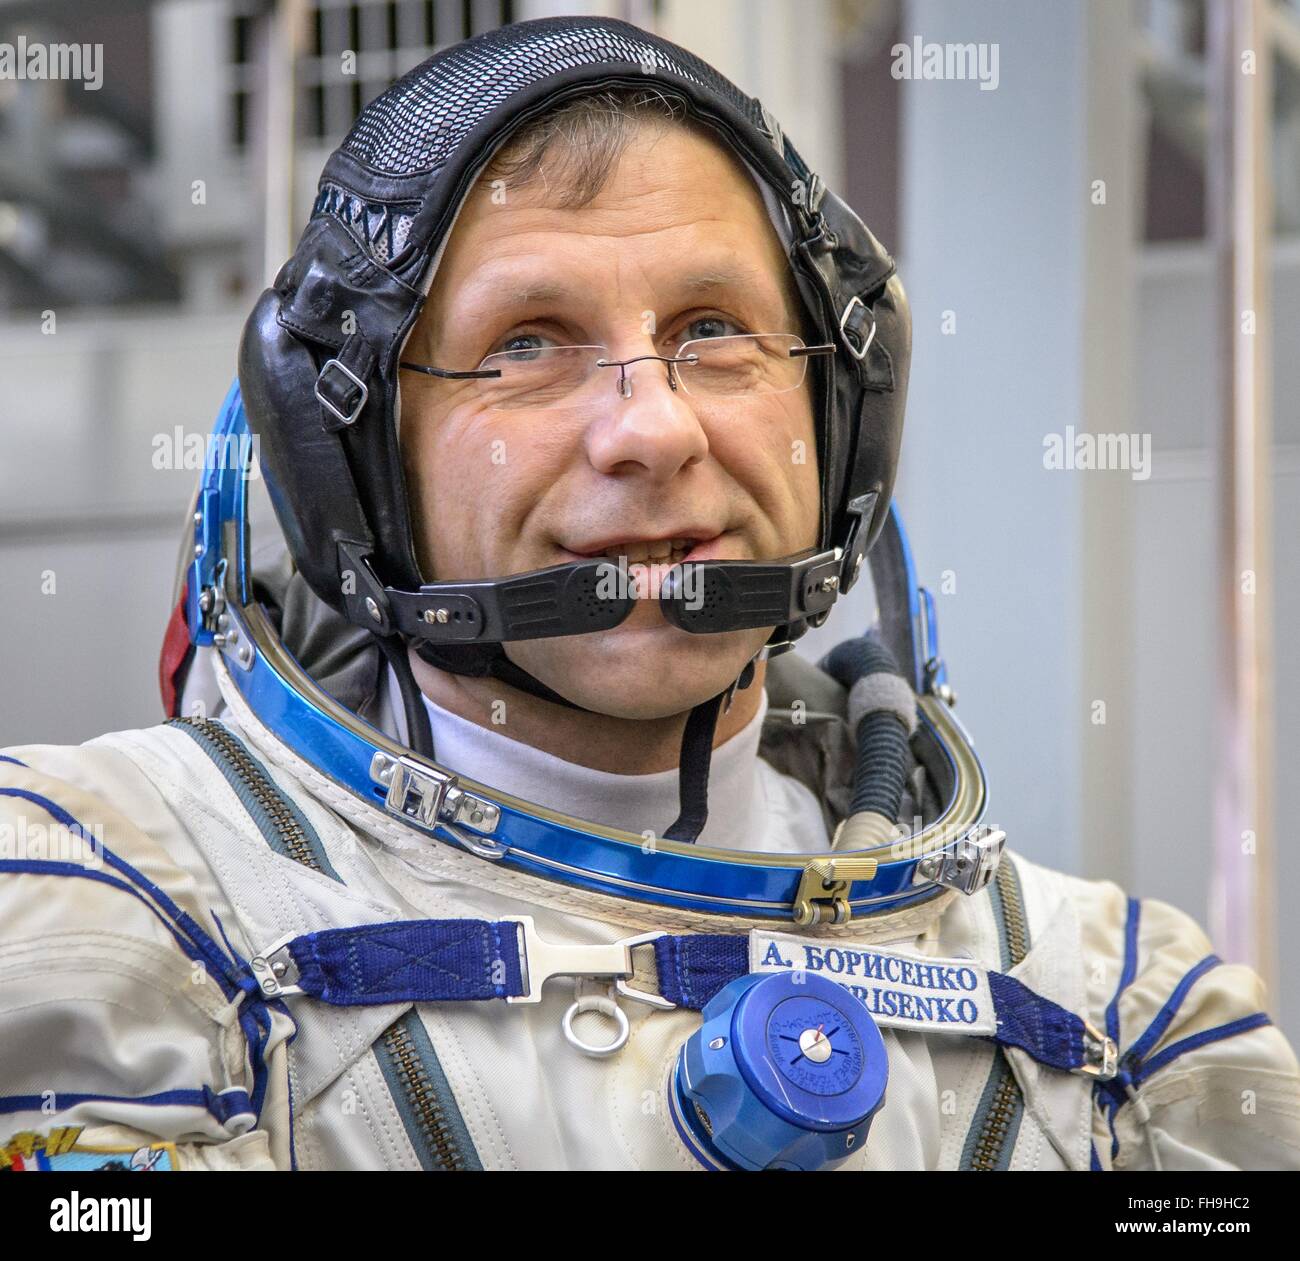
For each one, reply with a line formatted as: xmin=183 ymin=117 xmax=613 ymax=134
xmin=793 ymin=855 xmax=880 ymax=926
xmin=912 ymin=825 xmax=1006 ymax=895
xmin=369 ymin=751 xmax=504 ymax=854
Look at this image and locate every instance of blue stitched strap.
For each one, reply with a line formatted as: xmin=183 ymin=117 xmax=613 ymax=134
xmin=653 ymin=933 xmax=748 ymax=1009
xmin=280 ymin=919 xmax=1112 ymax=1077
xmin=985 ymin=970 xmax=1086 ymax=1073
xmin=287 ymin=919 xmax=526 ymax=1004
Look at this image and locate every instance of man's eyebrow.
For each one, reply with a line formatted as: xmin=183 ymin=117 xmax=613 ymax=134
xmin=453 ymin=274 xmax=569 ymax=310
xmin=679 ymin=264 xmax=772 ymax=294
xmin=494 ymin=280 xmax=572 ymax=304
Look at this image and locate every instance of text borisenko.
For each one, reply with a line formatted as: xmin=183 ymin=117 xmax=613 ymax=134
xmin=750 ymin=933 xmax=993 ymax=1032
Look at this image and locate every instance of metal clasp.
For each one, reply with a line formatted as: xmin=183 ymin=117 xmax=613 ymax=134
xmin=923 ymin=656 xmax=957 ymax=707
xmin=371 ymin=752 xmax=448 ymax=828
xmin=1075 ymin=1018 xmax=1119 ymax=1081
xmin=249 ymin=932 xmax=302 ymax=998
xmin=506 ymin=917 xmax=672 ymax=1009
xmin=198 ymin=557 xmax=228 ymax=641
xmin=912 ymin=825 xmax=1006 ymax=895
xmin=369 ymin=752 xmax=501 ymax=838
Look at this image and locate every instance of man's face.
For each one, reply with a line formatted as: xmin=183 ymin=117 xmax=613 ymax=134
xmin=399 ymin=121 xmax=820 ymax=719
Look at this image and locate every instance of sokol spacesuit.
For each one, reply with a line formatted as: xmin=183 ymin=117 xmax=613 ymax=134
xmin=2 ymin=16 xmax=1298 ymax=1172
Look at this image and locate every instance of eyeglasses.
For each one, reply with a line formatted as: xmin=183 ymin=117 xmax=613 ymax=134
xmin=399 ymin=333 xmax=834 ymax=412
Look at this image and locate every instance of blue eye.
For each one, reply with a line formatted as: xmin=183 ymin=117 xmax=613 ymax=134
xmin=494 ymin=332 xmax=554 ymax=361
xmin=682 ymin=316 xmax=741 ymax=342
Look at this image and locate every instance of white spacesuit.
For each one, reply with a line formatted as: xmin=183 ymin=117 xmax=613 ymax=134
xmin=3 ymin=623 xmax=1298 ymax=1170
xmin=3 ymin=14 xmax=1298 ymax=1173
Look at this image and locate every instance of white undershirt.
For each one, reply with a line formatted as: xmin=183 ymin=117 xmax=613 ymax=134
xmin=382 ymin=667 xmax=830 ymax=854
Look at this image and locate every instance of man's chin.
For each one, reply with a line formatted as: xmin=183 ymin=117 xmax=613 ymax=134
xmin=505 ymin=621 xmax=768 ymax=719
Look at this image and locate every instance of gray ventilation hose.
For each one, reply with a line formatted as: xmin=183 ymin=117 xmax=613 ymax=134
xmin=820 ymin=635 xmax=917 ymax=852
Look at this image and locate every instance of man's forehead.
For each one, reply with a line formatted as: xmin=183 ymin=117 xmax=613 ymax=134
xmin=459 ymin=259 xmax=780 ymax=309
xmin=425 ymin=121 xmax=802 ymax=316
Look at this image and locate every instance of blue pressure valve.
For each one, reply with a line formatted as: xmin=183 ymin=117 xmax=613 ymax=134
xmin=670 ymin=969 xmax=889 ymax=1171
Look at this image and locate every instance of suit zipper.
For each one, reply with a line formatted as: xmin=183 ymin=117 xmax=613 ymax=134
xmin=378 ymin=1016 xmax=468 ymax=1170
xmin=171 ymin=717 xmax=319 ymax=869
xmin=967 ymin=859 xmax=1030 ymax=1171
xmin=170 ymin=716 xmax=469 ymax=1170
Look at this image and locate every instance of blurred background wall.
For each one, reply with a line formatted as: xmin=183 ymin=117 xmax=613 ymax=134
xmin=0 ymin=0 xmax=1295 ymax=1043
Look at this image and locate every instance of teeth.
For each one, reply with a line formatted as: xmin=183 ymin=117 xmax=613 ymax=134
xmin=601 ymin=538 xmax=693 ymax=563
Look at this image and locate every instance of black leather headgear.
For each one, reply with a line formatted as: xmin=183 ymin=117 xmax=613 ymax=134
xmin=239 ymin=14 xmax=910 ymax=656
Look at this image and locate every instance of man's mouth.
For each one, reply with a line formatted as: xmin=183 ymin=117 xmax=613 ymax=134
xmin=563 ymin=532 xmax=725 ymax=566
xmin=559 ymin=532 xmax=728 ymax=600
xmin=596 ymin=538 xmax=694 ymax=564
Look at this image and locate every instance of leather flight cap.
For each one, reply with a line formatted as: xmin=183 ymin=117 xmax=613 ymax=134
xmin=237 ymin=15 xmax=911 ymax=650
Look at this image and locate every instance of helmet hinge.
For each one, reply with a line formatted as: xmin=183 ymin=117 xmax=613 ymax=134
xmin=337 ymin=539 xmax=393 ymax=634
xmin=838 ymin=491 xmax=879 ymax=594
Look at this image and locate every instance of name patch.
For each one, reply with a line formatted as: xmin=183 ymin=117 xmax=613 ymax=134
xmin=749 ymin=930 xmax=996 ymax=1036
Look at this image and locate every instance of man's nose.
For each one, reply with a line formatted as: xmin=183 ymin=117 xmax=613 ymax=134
xmin=582 ymin=352 xmax=709 ymax=483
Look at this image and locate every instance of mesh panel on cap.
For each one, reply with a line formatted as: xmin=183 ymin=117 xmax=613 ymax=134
xmin=341 ymin=16 xmax=767 ymax=178
xmin=313 ymin=182 xmax=418 ymax=263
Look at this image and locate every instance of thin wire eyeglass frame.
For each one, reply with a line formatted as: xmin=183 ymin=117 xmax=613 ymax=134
xmin=399 ymin=334 xmax=836 ymax=409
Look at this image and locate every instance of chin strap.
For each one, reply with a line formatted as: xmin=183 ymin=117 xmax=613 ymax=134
xmin=662 ymin=659 xmax=758 ymax=843
xmin=661 ymin=692 xmax=726 ymax=843
xmin=376 ymin=634 xmax=436 ymax=759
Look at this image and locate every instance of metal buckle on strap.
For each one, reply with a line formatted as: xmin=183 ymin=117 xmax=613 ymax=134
xmin=315 ymin=357 xmax=369 ymax=426
xmin=839 ymin=295 xmax=877 ymax=362
xmin=506 ymin=916 xmax=673 ymax=1008
xmin=1076 ymin=1018 xmax=1119 ymax=1081
xmin=912 ymin=825 xmax=1006 ymax=895
xmin=250 ymin=931 xmax=302 ymax=998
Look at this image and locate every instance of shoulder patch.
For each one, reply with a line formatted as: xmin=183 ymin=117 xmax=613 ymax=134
xmin=1 ymin=1127 xmax=176 ymax=1172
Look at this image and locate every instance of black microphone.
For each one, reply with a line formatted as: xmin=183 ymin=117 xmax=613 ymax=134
xmin=659 ymin=548 xmax=843 ymax=633
xmin=388 ymin=559 xmax=636 ymax=643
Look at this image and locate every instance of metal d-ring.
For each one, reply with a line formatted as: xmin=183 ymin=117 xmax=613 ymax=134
xmin=562 ymin=990 xmax=631 ymax=1058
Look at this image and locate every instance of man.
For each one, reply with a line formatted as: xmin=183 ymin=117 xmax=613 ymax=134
xmin=2 ymin=15 xmax=1297 ymax=1172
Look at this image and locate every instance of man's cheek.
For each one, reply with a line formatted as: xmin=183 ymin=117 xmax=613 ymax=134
xmin=430 ymin=480 xmax=525 ymax=579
